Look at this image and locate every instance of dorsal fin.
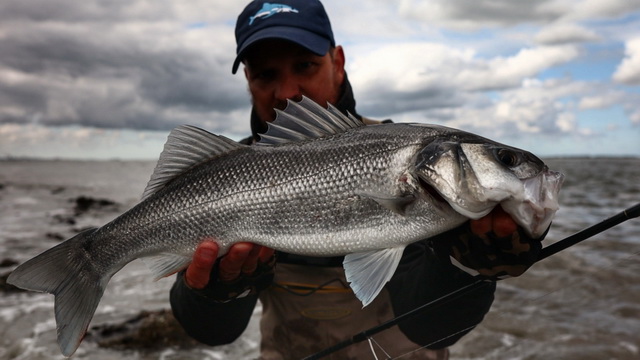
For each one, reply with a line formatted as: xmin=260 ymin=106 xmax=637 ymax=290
xmin=142 ymin=125 xmax=245 ymax=200
xmin=256 ymin=96 xmax=364 ymax=146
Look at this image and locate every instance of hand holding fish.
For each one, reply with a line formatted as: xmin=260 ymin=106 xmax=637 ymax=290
xmin=184 ymin=241 xmax=276 ymax=301
xmin=432 ymin=206 xmax=547 ymax=279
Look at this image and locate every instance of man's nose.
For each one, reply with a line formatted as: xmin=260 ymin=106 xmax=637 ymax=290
xmin=275 ymin=74 xmax=302 ymax=103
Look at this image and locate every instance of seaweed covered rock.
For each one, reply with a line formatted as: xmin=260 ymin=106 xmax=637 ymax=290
xmin=86 ymin=309 xmax=200 ymax=350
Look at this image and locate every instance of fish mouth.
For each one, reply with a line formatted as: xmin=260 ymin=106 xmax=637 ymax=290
xmin=416 ymin=166 xmax=564 ymax=239
xmin=501 ymin=168 xmax=565 ymax=238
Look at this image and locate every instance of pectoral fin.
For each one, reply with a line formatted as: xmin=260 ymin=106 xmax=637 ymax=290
xmin=356 ymin=191 xmax=415 ymax=215
xmin=343 ymin=246 xmax=406 ymax=307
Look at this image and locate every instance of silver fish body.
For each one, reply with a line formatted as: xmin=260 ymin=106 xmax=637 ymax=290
xmin=126 ymin=125 xmax=464 ymax=255
xmin=7 ymin=97 xmax=564 ymax=356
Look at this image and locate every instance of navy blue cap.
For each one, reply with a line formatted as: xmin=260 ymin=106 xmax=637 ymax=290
xmin=232 ymin=0 xmax=335 ymax=74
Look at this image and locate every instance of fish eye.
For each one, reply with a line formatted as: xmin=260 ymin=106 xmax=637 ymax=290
xmin=495 ymin=148 xmax=521 ymax=167
xmin=492 ymin=147 xmax=544 ymax=179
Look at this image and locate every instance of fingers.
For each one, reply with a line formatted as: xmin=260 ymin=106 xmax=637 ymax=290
xmin=185 ymin=240 xmax=219 ymax=289
xmin=184 ymin=238 xmax=277 ymax=289
xmin=438 ymin=205 xmax=543 ymax=280
xmin=218 ymin=243 xmax=276 ymax=283
xmin=258 ymin=247 xmax=276 ymax=263
xmin=470 ymin=206 xmax=518 ymax=237
xmin=219 ymin=242 xmax=254 ymax=282
xmin=469 ymin=212 xmax=492 ymax=235
xmin=491 ymin=206 xmax=518 ymax=237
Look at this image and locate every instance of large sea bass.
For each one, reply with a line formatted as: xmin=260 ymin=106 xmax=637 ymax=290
xmin=8 ymin=97 xmax=563 ymax=356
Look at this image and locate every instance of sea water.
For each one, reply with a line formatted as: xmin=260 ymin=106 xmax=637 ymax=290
xmin=0 ymin=158 xmax=638 ymax=360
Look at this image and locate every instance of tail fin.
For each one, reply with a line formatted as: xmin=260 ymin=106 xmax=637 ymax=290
xmin=7 ymin=228 xmax=107 ymax=357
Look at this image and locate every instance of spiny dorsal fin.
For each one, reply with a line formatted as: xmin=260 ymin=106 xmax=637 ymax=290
xmin=142 ymin=125 xmax=246 ymax=200
xmin=256 ymin=96 xmax=364 ymax=146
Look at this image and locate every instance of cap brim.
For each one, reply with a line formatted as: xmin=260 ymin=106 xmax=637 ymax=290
xmin=232 ymin=26 xmax=331 ymax=74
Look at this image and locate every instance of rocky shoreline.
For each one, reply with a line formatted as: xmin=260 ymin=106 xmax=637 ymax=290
xmin=0 ymin=192 xmax=203 ymax=352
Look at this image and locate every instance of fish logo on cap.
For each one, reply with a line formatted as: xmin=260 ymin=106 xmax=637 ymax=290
xmin=249 ymin=3 xmax=299 ymax=25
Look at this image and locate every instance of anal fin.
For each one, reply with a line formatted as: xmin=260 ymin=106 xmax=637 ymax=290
xmin=344 ymin=246 xmax=406 ymax=307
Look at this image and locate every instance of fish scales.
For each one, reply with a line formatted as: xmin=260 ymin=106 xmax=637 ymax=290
xmin=97 ymin=124 xmax=454 ymax=267
xmin=7 ymin=97 xmax=564 ymax=356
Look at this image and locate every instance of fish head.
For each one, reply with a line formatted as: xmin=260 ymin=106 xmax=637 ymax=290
xmin=414 ymin=136 xmax=564 ymax=238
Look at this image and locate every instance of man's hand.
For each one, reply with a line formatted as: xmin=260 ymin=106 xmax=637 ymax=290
xmin=469 ymin=206 xmax=518 ymax=240
xmin=432 ymin=206 xmax=547 ymax=279
xmin=184 ymin=240 xmax=275 ymax=298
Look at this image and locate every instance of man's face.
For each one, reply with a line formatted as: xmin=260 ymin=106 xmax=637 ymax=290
xmin=243 ymin=39 xmax=345 ymax=124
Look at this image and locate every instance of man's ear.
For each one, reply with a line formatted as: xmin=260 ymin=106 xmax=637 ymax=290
xmin=332 ymin=45 xmax=346 ymax=85
xmin=243 ymin=64 xmax=250 ymax=81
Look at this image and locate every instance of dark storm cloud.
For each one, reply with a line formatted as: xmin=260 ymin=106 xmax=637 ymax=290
xmin=0 ymin=1 xmax=248 ymax=131
xmin=400 ymin=0 xmax=640 ymax=29
xmin=0 ymin=0 xmax=174 ymax=23
xmin=441 ymin=0 xmax=565 ymax=25
xmin=2 ymin=0 xmax=639 ymax=142
xmin=356 ymin=84 xmax=467 ymax=117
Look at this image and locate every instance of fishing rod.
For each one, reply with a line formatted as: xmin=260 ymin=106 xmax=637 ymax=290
xmin=537 ymin=202 xmax=640 ymax=260
xmin=303 ymin=202 xmax=640 ymax=360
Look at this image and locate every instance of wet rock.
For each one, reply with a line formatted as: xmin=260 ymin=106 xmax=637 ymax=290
xmin=52 ymin=214 xmax=77 ymax=225
xmin=73 ymin=196 xmax=118 ymax=215
xmin=0 ymin=259 xmax=18 ymax=267
xmin=1 ymin=260 xmax=22 ymax=293
xmin=0 ymin=271 xmax=22 ymax=293
xmin=46 ymin=232 xmax=66 ymax=241
xmin=86 ymin=309 xmax=200 ymax=350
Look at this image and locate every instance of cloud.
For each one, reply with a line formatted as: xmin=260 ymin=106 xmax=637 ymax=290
xmin=0 ymin=0 xmax=250 ymax=133
xmin=0 ymin=123 xmax=51 ymax=143
xmin=560 ymin=0 xmax=640 ymax=21
xmin=0 ymin=122 xmax=172 ymax=159
xmin=397 ymin=0 xmax=567 ymax=30
xmin=534 ymin=23 xmax=601 ymax=45
xmin=0 ymin=0 xmax=639 ymax=159
xmin=578 ymin=88 xmax=640 ymax=129
xmin=348 ymin=42 xmax=579 ymax=117
xmin=579 ymin=91 xmax=626 ymax=110
xmin=397 ymin=0 xmax=640 ymax=30
xmin=420 ymin=78 xmax=592 ymax=138
xmin=630 ymin=109 xmax=640 ymax=124
xmin=613 ymin=37 xmax=640 ymax=85
xmin=457 ymin=45 xmax=580 ymax=90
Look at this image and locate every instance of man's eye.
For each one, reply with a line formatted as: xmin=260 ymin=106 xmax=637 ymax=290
xmin=295 ymin=61 xmax=315 ymax=72
xmin=254 ymin=69 xmax=275 ymax=81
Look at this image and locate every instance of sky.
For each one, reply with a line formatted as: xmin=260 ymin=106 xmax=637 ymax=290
xmin=1 ymin=0 xmax=639 ymax=160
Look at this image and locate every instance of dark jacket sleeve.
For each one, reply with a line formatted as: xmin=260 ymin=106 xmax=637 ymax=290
xmin=170 ymin=271 xmax=258 ymax=346
xmin=387 ymin=241 xmax=496 ymax=349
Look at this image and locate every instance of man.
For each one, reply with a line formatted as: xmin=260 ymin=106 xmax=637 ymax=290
xmin=170 ymin=1 xmax=544 ymax=359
